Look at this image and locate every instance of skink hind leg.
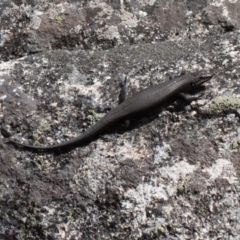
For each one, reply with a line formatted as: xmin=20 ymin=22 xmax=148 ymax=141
xmin=118 ymin=75 xmax=129 ymax=104
xmin=118 ymin=75 xmax=131 ymax=127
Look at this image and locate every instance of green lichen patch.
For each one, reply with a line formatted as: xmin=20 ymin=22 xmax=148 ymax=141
xmin=38 ymin=121 xmax=51 ymax=133
xmin=208 ymin=96 xmax=240 ymax=115
xmin=157 ymin=226 xmax=165 ymax=235
xmin=31 ymin=121 xmax=52 ymax=145
xmin=54 ymin=15 xmax=62 ymax=24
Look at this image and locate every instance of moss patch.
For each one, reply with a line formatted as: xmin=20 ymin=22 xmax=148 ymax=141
xmin=209 ymin=96 xmax=240 ymax=115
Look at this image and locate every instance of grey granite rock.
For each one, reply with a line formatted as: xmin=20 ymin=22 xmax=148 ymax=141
xmin=0 ymin=0 xmax=240 ymax=239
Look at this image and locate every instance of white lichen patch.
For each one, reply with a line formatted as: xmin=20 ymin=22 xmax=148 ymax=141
xmin=137 ymin=0 xmax=156 ymax=7
xmin=153 ymin=143 xmax=171 ymax=164
xmin=120 ymin=11 xmax=138 ymax=28
xmin=160 ymin=161 xmax=196 ymax=184
xmin=101 ymin=26 xmax=120 ymax=40
xmin=57 ymin=66 xmax=104 ymax=106
xmin=122 ymin=160 xmax=197 ymax=226
xmin=0 ymin=60 xmax=15 ymax=74
xmin=203 ymin=158 xmax=238 ymax=184
xmin=210 ymin=0 xmax=225 ymax=7
xmin=0 ymin=30 xmax=11 ymax=47
xmin=115 ymin=137 xmax=151 ymax=160
xmin=122 ymin=184 xmax=168 ymax=226
xmin=29 ymin=11 xmax=43 ymax=30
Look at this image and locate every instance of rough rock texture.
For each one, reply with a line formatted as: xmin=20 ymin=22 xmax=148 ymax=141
xmin=0 ymin=0 xmax=240 ymax=239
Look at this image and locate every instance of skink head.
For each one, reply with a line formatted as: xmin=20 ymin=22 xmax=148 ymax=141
xmin=191 ymin=71 xmax=213 ymax=87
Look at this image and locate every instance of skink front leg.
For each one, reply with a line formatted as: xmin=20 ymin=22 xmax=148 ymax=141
xmin=178 ymin=92 xmax=205 ymax=102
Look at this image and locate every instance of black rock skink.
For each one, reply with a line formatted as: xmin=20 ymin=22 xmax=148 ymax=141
xmin=8 ymin=72 xmax=212 ymax=151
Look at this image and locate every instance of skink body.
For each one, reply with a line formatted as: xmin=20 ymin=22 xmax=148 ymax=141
xmin=8 ymin=72 xmax=212 ymax=151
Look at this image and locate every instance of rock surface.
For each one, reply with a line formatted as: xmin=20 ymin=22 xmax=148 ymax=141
xmin=0 ymin=0 xmax=240 ymax=239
